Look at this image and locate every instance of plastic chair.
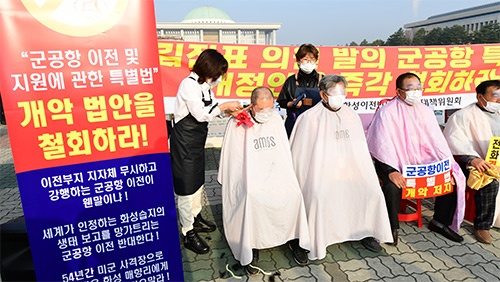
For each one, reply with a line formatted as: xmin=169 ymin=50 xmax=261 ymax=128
xmin=398 ymin=198 xmax=423 ymax=228
xmin=464 ymin=187 xmax=476 ymax=222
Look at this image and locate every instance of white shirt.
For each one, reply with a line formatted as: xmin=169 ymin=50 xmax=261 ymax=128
xmin=173 ymin=72 xmax=221 ymax=123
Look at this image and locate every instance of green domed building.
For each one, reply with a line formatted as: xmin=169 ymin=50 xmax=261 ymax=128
xmin=156 ymin=6 xmax=281 ymax=44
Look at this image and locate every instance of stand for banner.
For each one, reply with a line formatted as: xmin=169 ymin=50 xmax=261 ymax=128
xmin=0 ymin=217 xmax=36 ymax=281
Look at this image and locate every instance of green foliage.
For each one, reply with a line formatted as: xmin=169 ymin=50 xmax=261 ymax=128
xmin=351 ymin=23 xmax=499 ymax=46
xmin=370 ymin=39 xmax=385 ymax=46
xmin=424 ymin=27 xmax=444 ymax=45
xmin=472 ymin=23 xmax=500 ymax=43
xmin=441 ymin=25 xmax=470 ymax=44
xmin=411 ymin=28 xmax=426 ymax=46
xmin=385 ymin=28 xmax=410 ymax=46
xmin=360 ymin=39 xmax=369 ymax=46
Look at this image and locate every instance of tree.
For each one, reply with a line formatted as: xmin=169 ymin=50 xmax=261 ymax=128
xmin=385 ymin=28 xmax=410 ymax=46
xmin=360 ymin=39 xmax=369 ymax=46
xmin=370 ymin=39 xmax=385 ymax=46
xmin=472 ymin=23 xmax=500 ymax=43
xmin=441 ymin=25 xmax=470 ymax=45
xmin=411 ymin=28 xmax=426 ymax=46
xmin=349 ymin=41 xmax=359 ymax=46
xmin=424 ymin=27 xmax=444 ymax=45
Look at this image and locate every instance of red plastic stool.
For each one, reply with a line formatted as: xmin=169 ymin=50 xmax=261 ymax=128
xmin=464 ymin=187 xmax=476 ymax=222
xmin=398 ymin=199 xmax=423 ymax=228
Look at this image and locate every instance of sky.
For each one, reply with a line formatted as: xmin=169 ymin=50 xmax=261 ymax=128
xmin=153 ymin=0 xmax=498 ymax=46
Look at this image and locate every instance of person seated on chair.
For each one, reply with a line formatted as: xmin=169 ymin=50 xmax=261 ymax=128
xmin=289 ymin=74 xmax=393 ymax=260
xmin=366 ymin=72 xmax=466 ymax=245
xmin=443 ymin=79 xmax=500 ymax=244
xmin=218 ymin=87 xmax=311 ymax=275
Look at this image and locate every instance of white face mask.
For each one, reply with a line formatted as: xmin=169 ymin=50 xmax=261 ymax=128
xmin=328 ymin=95 xmax=346 ymax=109
xmin=485 ymin=102 xmax=500 ymax=113
xmin=208 ymin=76 xmax=222 ymax=87
xmin=299 ymin=62 xmax=316 ymax=74
xmin=326 ymin=85 xmax=346 ymax=109
xmin=404 ymin=90 xmax=422 ymax=106
xmin=254 ymin=108 xmax=274 ymax=123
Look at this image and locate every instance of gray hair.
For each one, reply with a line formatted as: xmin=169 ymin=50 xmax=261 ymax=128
xmin=251 ymin=86 xmax=274 ymax=105
xmin=319 ymin=75 xmax=348 ymax=92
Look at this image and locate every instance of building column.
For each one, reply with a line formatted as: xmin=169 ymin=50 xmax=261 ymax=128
xmin=237 ymin=29 xmax=241 ymax=44
xmin=199 ymin=30 xmax=204 ymax=42
xmin=181 ymin=30 xmax=184 ymax=40
xmin=272 ymin=30 xmax=276 ymax=45
xmin=255 ymin=29 xmax=259 ymax=44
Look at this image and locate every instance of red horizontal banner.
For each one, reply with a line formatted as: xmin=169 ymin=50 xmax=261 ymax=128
xmin=158 ymin=41 xmax=500 ymax=101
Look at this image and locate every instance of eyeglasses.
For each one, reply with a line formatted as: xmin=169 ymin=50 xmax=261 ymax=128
xmin=299 ymin=57 xmax=317 ymax=63
xmin=399 ymin=87 xmax=424 ymax=92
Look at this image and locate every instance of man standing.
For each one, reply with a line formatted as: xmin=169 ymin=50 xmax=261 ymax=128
xmin=443 ymin=79 xmax=500 ymax=244
xmin=367 ymin=72 xmax=466 ymax=245
xmin=290 ymin=75 xmax=393 ymax=260
xmin=218 ymin=87 xmax=310 ymax=275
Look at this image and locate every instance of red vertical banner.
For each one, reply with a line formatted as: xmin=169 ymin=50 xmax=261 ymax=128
xmin=0 ymin=1 xmax=184 ymax=281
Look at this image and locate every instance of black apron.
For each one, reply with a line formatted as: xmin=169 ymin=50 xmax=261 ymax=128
xmin=170 ymin=78 xmax=215 ymax=196
xmin=284 ymin=74 xmax=321 ymax=137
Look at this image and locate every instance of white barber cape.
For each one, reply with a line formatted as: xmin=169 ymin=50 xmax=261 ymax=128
xmin=443 ymin=103 xmax=500 ymax=228
xmin=218 ymin=111 xmax=310 ymax=266
xmin=290 ymin=103 xmax=393 ymax=260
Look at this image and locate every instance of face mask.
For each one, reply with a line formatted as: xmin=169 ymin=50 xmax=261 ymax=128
xmin=254 ymin=108 xmax=273 ymax=123
xmin=208 ymin=76 xmax=222 ymax=87
xmin=485 ymin=102 xmax=500 ymax=113
xmin=299 ymin=62 xmax=316 ymax=74
xmin=328 ymin=95 xmax=346 ymax=109
xmin=404 ymin=90 xmax=422 ymax=106
xmin=326 ymin=85 xmax=346 ymax=109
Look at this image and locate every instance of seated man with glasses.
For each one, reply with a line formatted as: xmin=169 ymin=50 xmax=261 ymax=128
xmin=290 ymin=75 xmax=393 ymax=260
xmin=443 ymin=79 xmax=500 ymax=244
xmin=366 ymin=72 xmax=466 ymax=245
xmin=218 ymin=87 xmax=310 ymax=275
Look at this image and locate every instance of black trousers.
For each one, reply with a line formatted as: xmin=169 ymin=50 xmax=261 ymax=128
xmin=375 ymin=160 xmax=457 ymax=230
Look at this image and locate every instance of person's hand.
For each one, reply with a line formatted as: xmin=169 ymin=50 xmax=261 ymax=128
xmin=220 ymin=101 xmax=242 ymax=113
xmin=230 ymin=105 xmax=251 ymax=117
xmin=470 ymin=158 xmax=492 ymax=173
xmin=287 ymin=99 xmax=302 ymax=108
xmin=389 ymin=171 xmax=406 ymax=189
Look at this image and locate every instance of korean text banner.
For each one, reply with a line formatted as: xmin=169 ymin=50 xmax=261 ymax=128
xmin=158 ymin=41 xmax=500 ymax=113
xmin=402 ymin=159 xmax=453 ymax=199
xmin=0 ymin=1 xmax=183 ymax=281
xmin=486 ymin=136 xmax=500 ymax=166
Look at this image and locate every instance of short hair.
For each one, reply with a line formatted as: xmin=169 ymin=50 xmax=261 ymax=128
xmin=251 ymin=87 xmax=274 ymax=105
xmin=295 ymin=44 xmax=319 ymax=61
xmin=475 ymin=80 xmax=500 ymax=95
xmin=395 ymin=72 xmax=420 ymax=89
xmin=319 ymin=75 xmax=348 ymax=92
xmin=192 ymin=49 xmax=228 ymax=84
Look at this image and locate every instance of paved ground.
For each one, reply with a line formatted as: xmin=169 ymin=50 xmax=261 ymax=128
xmin=1 ymin=123 xmax=500 ymax=282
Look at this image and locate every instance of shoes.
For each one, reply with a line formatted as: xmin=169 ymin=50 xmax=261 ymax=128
xmin=288 ymin=239 xmax=309 ymax=266
xmin=428 ymin=219 xmax=463 ymax=243
xmin=245 ymin=249 xmax=259 ymax=275
xmin=474 ymin=229 xmax=492 ymax=244
xmin=193 ymin=213 xmax=216 ymax=233
xmin=361 ymin=237 xmax=382 ymax=252
xmin=183 ymin=229 xmax=210 ymax=254
xmin=386 ymin=229 xmax=398 ymax=246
